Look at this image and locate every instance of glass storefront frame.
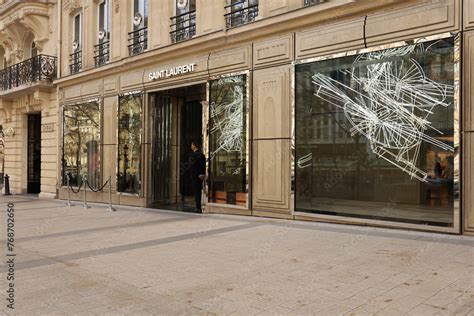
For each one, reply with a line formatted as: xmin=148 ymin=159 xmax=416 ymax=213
xmin=204 ymin=70 xmax=251 ymax=210
xmin=116 ymin=90 xmax=143 ymax=197
xmin=145 ymin=82 xmax=208 ymax=205
xmin=291 ymin=32 xmax=461 ymax=233
xmin=61 ymin=98 xmax=103 ymax=190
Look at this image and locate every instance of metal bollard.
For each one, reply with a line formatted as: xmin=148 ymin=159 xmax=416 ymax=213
xmin=82 ymin=174 xmax=90 ymax=209
xmin=66 ymin=174 xmax=73 ymax=207
xmin=3 ymin=174 xmax=11 ymax=195
xmin=106 ymin=176 xmax=116 ymax=212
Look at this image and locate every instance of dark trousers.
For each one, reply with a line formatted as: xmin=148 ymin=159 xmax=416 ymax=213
xmin=191 ymin=179 xmax=203 ymax=211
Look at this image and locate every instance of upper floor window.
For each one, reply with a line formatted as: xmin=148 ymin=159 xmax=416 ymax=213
xmin=0 ymin=46 xmax=5 ymax=70
xmin=225 ymin=0 xmax=258 ymax=28
xmin=304 ymin=0 xmax=326 ymax=6
xmin=170 ymin=0 xmax=196 ymax=43
xmin=128 ymin=0 xmax=148 ymax=55
xmin=31 ymin=41 xmax=37 ymax=58
xmin=22 ymin=33 xmax=35 ymax=60
xmin=94 ymin=0 xmax=110 ymax=67
xmin=70 ymin=13 xmax=82 ymax=74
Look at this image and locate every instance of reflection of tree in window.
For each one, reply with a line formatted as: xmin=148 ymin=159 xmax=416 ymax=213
xmin=118 ymin=93 xmax=142 ymax=194
xmin=62 ymin=102 xmax=100 ymax=188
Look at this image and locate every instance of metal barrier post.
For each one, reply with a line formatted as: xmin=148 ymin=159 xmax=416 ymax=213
xmin=66 ymin=174 xmax=73 ymax=206
xmin=106 ymin=176 xmax=116 ymax=212
xmin=82 ymin=174 xmax=90 ymax=209
xmin=3 ymin=174 xmax=11 ymax=195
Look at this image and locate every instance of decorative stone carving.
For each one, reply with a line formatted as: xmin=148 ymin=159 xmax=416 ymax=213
xmin=64 ymin=0 xmax=82 ymax=14
xmin=12 ymin=49 xmax=22 ymax=61
xmin=0 ymin=3 xmax=51 ymax=59
xmin=34 ymin=38 xmax=47 ymax=52
xmin=0 ymin=100 xmax=12 ymax=123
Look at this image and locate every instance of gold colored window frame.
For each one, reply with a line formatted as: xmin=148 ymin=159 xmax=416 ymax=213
xmin=203 ymin=70 xmax=251 ymax=210
xmin=291 ymin=32 xmax=461 ymax=234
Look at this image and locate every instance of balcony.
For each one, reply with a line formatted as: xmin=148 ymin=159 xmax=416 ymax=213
xmin=69 ymin=51 xmax=82 ymax=74
xmin=304 ymin=0 xmax=326 ymax=6
xmin=94 ymin=41 xmax=110 ymax=67
xmin=170 ymin=10 xmax=196 ymax=43
xmin=224 ymin=1 xmax=258 ymax=28
xmin=0 ymin=54 xmax=57 ymax=91
xmin=128 ymin=27 xmax=148 ymax=56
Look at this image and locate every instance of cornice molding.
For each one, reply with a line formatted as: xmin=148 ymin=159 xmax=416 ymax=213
xmin=63 ymin=0 xmax=82 ymax=15
xmin=55 ymin=0 xmax=418 ymax=87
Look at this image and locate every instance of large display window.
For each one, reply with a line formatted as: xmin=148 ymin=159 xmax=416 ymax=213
xmin=208 ymin=74 xmax=248 ymax=206
xmin=295 ymin=35 xmax=459 ymax=227
xmin=62 ymin=100 xmax=101 ymax=189
xmin=118 ymin=93 xmax=142 ymax=194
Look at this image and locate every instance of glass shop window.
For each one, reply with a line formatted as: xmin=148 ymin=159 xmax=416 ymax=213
xmin=118 ymin=93 xmax=142 ymax=194
xmin=208 ymin=74 xmax=247 ymax=206
xmin=62 ymin=101 xmax=101 ymax=189
xmin=295 ymin=37 xmax=458 ymax=227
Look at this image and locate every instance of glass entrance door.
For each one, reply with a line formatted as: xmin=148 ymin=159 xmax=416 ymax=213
xmin=179 ymin=100 xmax=202 ymax=204
xmin=151 ymin=94 xmax=172 ymax=204
xmin=150 ymin=84 xmax=206 ymax=209
xmin=27 ymin=113 xmax=41 ymax=194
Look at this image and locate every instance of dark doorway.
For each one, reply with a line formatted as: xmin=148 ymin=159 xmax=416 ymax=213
xmin=180 ymin=100 xmax=202 ymax=202
xmin=27 ymin=114 xmax=41 ymax=194
xmin=150 ymin=84 xmax=205 ymax=209
xmin=151 ymin=94 xmax=172 ymax=204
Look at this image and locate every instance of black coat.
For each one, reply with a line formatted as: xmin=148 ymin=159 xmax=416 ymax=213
xmin=189 ymin=150 xmax=206 ymax=182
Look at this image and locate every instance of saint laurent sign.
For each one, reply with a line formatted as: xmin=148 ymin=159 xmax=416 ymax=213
xmin=148 ymin=63 xmax=196 ymax=81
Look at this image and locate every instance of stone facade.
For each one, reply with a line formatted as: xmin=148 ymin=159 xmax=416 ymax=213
xmin=0 ymin=0 xmax=58 ymax=198
xmin=1 ymin=0 xmax=474 ymax=235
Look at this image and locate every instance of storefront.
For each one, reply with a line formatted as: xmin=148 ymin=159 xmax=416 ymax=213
xmin=294 ymin=33 xmax=460 ymax=233
xmin=57 ymin=46 xmax=253 ymax=214
xmin=56 ymin=0 xmax=474 ymax=235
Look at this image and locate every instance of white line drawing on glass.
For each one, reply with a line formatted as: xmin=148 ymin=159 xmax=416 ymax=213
xmin=297 ymin=152 xmax=313 ymax=169
xmin=311 ymin=43 xmax=454 ymax=182
xmin=210 ymin=77 xmax=245 ymax=160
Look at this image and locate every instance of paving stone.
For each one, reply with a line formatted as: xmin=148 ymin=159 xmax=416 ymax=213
xmin=406 ymin=303 xmax=449 ymax=315
xmin=1 ymin=196 xmax=473 ymax=315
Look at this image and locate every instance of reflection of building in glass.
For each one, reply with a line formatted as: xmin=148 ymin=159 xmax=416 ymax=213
xmin=118 ymin=93 xmax=142 ymax=194
xmin=295 ymin=37 xmax=456 ymax=227
xmin=209 ymin=75 xmax=247 ymax=206
xmin=62 ymin=101 xmax=101 ymax=188
xmin=312 ymin=43 xmax=454 ymax=182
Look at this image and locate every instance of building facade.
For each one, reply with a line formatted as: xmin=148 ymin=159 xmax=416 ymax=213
xmin=1 ymin=0 xmax=474 ymax=235
xmin=0 ymin=0 xmax=58 ymax=198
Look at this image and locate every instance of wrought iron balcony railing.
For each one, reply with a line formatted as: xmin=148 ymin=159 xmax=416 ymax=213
xmin=224 ymin=1 xmax=258 ymax=28
xmin=69 ymin=51 xmax=82 ymax=74
xmin=0 ymin=54 xmax=57 ymax=91
xmin=94 ymin=41 xmax=110 ymax=67
xmin=128 ymin=27 xmax=148 ymax=56
xmin=170 ymin=10 xmax=196 ymax=43
xmin=304 ymin=0 xmax=326 ymax=6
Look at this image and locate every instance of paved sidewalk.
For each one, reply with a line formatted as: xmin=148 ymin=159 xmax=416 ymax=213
xmin=0 ymin=196 xmax=473 ymax=315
